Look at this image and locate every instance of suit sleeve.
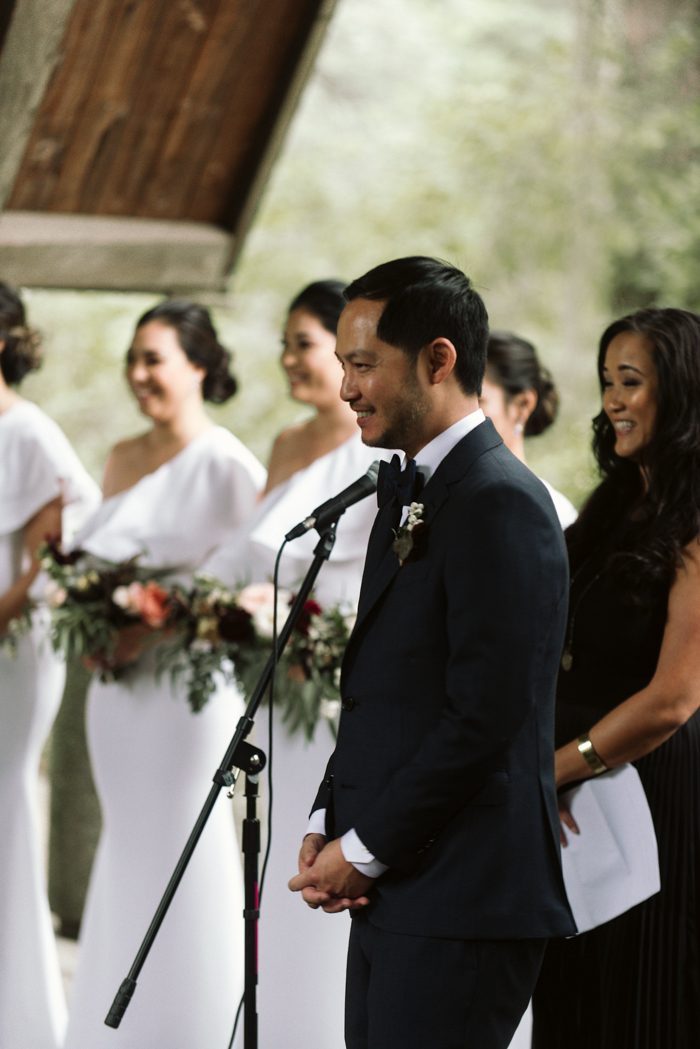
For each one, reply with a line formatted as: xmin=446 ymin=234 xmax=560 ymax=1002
xmin=310 ymin=754 xmax=336 ymax=839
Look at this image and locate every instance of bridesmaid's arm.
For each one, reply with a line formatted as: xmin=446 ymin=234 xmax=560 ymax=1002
xmin=264 ymin=429 xmax=292 ymax=495
xmin=556 ymin=538 xmax=700 ymax=789
xmin=101 ymin=440 xmax=138 ymax=499
xmin=263 ymin=425 xmax=306 ymax=495
xmin=0 ymin=496 xmax=62 ymax=634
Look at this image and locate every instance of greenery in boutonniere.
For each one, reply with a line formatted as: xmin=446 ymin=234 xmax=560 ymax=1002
xmin=392 ymin=501 xmax=428 ymax=565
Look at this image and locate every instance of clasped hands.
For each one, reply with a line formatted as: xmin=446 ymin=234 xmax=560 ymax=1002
xmin=288 ymin=834 xmax=374 ymax=913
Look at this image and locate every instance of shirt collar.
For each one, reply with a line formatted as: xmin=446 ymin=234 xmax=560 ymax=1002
xmin=410 ymin=408 xmax=485 ymax=486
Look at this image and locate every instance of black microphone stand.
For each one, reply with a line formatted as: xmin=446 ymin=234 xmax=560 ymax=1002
xmin=105 ymin=522 xmax=339 ymax=1047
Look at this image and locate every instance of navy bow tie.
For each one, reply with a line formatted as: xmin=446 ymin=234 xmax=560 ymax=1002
xmin=377 ymin=454 xmax=424 ymax=508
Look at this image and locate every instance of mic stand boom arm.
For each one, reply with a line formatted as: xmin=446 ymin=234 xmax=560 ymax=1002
xmin=105 ymin=522 xmax=339 ymax=1047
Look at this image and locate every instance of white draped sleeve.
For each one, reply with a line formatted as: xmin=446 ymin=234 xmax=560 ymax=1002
xmin=540 ymin=478 xmax=578 ymax=530
xmin=203 ymin=434 xmax=390 ymax=608
xmin=0 ymin=400 xmax=99 ymax=538
xmin=76 ymin=427 xmax=265 ymax=574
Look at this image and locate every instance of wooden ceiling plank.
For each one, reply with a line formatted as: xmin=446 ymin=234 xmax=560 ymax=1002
xmin=189 ymin=0 xmax=325 ymax=225
xmin=179 ymin=0 xmax=306 ymax=221
xmin=143 ymin=0 xmax=320 ymax=223
xmin=0 ymin=0 xmax=79 ymax=210
xmin=51 ymin=0 xmax=177 ymax=213
xmin=136 ymin=0 xmax=257 ymax=220
xmin=88 ymin=0 xmax=224 ymax=214
xmin=222 ymin=0 xmax=338 ymax=271
xmin=6 ymin=0 xmax=130 ymax=211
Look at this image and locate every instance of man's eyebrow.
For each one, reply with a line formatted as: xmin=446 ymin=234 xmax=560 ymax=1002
xmin=337 ymin=349 xmax=376 ymax=361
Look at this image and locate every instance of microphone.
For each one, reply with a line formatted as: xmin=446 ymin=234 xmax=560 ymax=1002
xmin=285 ymin=461 xmax=381 ymax=541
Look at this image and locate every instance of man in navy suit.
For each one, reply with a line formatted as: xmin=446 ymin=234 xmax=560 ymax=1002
xmin=289 ymin=257 xmax=574 ymax=1048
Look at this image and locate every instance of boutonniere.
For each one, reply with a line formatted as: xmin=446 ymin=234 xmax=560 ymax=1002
xmin=392 ymin=502 xmax=428 ymax=566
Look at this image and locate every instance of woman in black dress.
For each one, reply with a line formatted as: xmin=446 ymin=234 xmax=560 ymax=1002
xmin=532 ymin=308 xmax=700 ymax=1049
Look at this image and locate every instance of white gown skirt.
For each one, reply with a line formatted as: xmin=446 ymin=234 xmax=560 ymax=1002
xmin=0 ymin=614 xmax=67 ymax=1049
xmin=256 ymin=705 xmax=348 ymax=1049
xmin=63 ymin=659 xmax=245 ymax=1049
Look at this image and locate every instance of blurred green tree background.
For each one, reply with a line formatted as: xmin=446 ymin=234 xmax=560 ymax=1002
xmin=18 ymin=0 xmax=700 ymax=506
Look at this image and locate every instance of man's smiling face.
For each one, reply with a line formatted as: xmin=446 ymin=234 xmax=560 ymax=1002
xmin=336 ymin=298 xmax=430 ymax=457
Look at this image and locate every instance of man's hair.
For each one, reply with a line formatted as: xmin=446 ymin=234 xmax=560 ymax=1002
xmin=344 ymin=256 xmax=489 ymax=394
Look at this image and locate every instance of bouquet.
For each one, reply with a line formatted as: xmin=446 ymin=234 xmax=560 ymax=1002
xmin=40 ymin=541 xmax=355 ymax=738
xmin=159 ymin=577 xmax=355 ymax=738
xmin=40 ymin=541 xmax=179 ymax=673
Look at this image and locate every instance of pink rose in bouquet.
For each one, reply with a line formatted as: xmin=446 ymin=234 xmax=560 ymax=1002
xmin=112 ymin=580 xmax=172 ymax=628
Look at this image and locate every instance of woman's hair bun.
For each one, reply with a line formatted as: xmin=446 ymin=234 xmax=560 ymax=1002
xmin=486 ymin=330 xmax=560 ymax=436
xmin=0 ymin=282 xmax=42 ymax=386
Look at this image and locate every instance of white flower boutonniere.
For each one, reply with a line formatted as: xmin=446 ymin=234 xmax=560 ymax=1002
xmin=392 ymin=502 xmax=428 ymax=565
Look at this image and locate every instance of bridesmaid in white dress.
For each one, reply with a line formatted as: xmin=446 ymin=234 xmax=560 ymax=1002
xmin=0 ymin=282 xmax=99 ymax=1049
xmin=480 ymin=330 xmax=576 ymax=1049
xmin=62 ymin=301 xmax=265 ymax=1049
xmin=480 ymin=330 xmax=577 ymax=529
xmin=204 ymin=281 xmax=389 ymax=1049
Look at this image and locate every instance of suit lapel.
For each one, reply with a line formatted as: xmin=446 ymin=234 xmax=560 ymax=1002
xmin=350 ymin=419 xmax=504 ymax=641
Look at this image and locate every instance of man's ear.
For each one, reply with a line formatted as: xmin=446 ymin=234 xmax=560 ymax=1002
xmin=423 ymin=338 xmax=457 ymax=385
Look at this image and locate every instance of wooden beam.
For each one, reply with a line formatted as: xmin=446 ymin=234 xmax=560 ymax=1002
xmin=0 ymin=210 xmax=233 ymax=293
xmin=0 ymin=0 xmax=78 ymax=209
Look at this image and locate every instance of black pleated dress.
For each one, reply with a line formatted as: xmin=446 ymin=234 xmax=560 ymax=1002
xmin=532 ymin=551 xmax=700 ymax=1049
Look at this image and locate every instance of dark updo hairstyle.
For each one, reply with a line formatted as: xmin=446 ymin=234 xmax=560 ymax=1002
xmin=135 ymin=299 xmax=238 ymax=404
xmin=287 ymin=279 xmax=347 ymax=335
xmin=0 ymin=281 xmax=42 ymax=386
xmin=568 ymin=307 xmax=700 ymax=588
xmin=486 ymin=331 xmax=559 ymax=436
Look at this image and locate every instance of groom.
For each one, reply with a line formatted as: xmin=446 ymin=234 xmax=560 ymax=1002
xmin=288 ymin=257 xmax=575 ymax=1048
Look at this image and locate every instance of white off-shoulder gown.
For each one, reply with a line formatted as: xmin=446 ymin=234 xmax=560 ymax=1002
xmin=62 ymin=427 xmax=265 ymax=1049
xmin=0 ymin=400 xmax=99 ymax=1049
xmin=204 ymin=433 xmax=389 ymax=1049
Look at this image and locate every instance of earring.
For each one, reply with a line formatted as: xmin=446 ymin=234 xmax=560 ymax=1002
xmin=514 ymin=422 xmax=524 ymax=436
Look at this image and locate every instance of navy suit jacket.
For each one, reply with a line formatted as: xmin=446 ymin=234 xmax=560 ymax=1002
xmin=313 ymin=419 xmax=575 ymax=940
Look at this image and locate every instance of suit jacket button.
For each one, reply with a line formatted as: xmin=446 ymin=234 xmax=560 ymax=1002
xmin=341 ymin=697 xmax=356 ymax=711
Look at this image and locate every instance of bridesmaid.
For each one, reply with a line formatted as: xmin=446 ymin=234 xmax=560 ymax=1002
xmin=205 ymin=280 xmax=391 ymax=1049
xmin=63 ymin=301 xmax=265 ymax=1049
xmin=0 ymin=281 xmax=99 ymax=1049
xmin=480 ymin=330 xmax=577 ymax=528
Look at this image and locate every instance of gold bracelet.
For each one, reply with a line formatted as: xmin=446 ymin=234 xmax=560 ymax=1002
xmin=577 ymin=732 xmax=609 ymax=776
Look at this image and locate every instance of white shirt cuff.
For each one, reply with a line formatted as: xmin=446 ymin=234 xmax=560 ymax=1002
xmin=306 ymin=808 xmax=328 ymax=837
xmin=340 ymin=828 xmax=388 ymax=878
